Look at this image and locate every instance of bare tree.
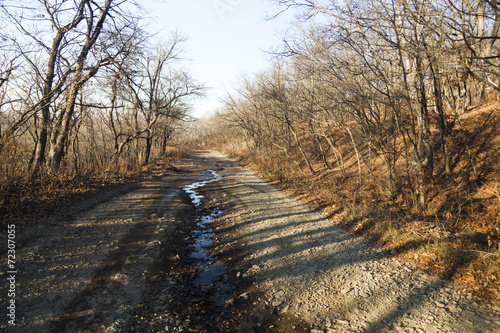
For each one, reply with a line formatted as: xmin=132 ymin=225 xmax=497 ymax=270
xmin=0 ymin=49 xmax=18 ymax=153
xmin=1 ymin=0 xmax=143 ymax=172
xmin=108 ymin=36 xmax=204 ymax=165
xmin=443 ymin=0 xmax=500 ymax=91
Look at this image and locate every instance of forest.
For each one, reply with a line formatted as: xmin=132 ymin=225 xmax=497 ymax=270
xmin=186 ymin=0 xmax=500 ymax=299
xmin=1 ymin=0 xmax=499 ymax=301
xmin=0 ymin=0 xmax=204 ymax=206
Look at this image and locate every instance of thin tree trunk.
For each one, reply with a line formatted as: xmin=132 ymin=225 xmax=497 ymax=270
xmin=144 ymin=132 xmax=152 ymax=165
xmin=323 ymin=134 xmax=346 ymax=178
xmin=289 ymin=123 xmax=315 ymax=175
xmin=345 ymin=126 xmax=362 ymax=181
xmin=317 ymin=136 xmax=330 ymax=169
xmin=161 ymin=134 xmax=167 ymax=156
xmin=427 ymin=53 xmax=452 ymax=177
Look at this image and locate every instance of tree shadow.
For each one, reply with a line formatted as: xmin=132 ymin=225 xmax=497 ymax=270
xmin=213 ymin=168 xmax=497 ymax=332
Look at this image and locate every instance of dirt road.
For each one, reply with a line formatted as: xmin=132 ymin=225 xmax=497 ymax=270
xmin=1 ymin=151 xmax=499 ymax=332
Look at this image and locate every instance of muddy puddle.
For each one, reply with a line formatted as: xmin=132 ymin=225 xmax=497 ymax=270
xmin=183 ymin=171 xmax=232 ymax=305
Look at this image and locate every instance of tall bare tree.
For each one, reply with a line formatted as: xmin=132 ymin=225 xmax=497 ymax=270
xmin=1 ymin=0 xmax=142 ymax=172
xmin=107 ymin=36 xmax=204 ymax=165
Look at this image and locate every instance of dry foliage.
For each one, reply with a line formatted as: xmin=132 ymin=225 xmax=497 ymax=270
xmin=188 ymin=102 xmax=500 ymax=305
xmin=0 ymin=145 xmax=185 ymax=229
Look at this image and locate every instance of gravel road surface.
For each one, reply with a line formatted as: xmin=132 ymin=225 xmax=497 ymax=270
xmin=1 ymin=151 xmax=499 ymax=332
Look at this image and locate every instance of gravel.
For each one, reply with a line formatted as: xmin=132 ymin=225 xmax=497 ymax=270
xmin=1 ymin=150 xmax=499 ymax=333
xmin=209 ymin=151 xmax=500 ymax=333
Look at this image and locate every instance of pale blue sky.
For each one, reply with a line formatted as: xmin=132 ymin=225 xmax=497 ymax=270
xmin=141 ymin=0 xmax=293 ymax=118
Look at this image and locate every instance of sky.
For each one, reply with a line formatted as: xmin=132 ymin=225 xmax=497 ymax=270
xmin=141 ymin=0 xmax=294 ymax=118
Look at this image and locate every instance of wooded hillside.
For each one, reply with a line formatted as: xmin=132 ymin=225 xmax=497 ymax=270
xmin=184 ymin=0 xmax=500 ymax=303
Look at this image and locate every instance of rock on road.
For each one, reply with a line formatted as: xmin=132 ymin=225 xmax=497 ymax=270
xmin=1 ymin=151 xmax=499 ymax=332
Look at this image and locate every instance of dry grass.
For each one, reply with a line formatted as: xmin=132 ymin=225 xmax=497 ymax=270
xmin=0 ymin=145 xmax=185 ymax=229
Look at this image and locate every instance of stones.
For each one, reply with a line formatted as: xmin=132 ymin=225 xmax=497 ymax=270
xmin=47 ymin=294 xmax=59 ymax=302
xmin=341 ymin=287 xmax=354 ymax=294
xmin=436 ymin=301 xmax=446 ymax=308
xmin=359 ymin=292 xmax=370 ymax=298
xmin=239 ymin=292 xmax=250 ymax=300
xmin=446 ymin=305 xmax=460 ymax=313
xmin=272 ymin=300 xmax=284 ymax=307
xmin=280 ymin=305 xmax=290 ymax=313
xmin=414 ymin=270 xmax=425 ymax=277
xmin=400 ymin=303 xmax=410 ymax=311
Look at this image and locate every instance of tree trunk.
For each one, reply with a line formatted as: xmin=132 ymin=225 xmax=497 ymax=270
xmin=317 ymin=137 xmax=330 ymax=169
xmin=144 ymin=133 xmax=152 ymax=166
xmin=47 ymin=0 xmax=113 ymax=172
xmin=415 ymin=54 xmax=434 ymax=180
xmin=323 ymin=134 xmax=346 ymax=178
xmin=48 ymin=84 xmax=79 ymax=172
xmin=345 ymin=126 xmax=362 ymax=181
xmin=32 ymin=31 xmax=65 ymax=172
xmin=428 ymin=54 xmax=452 ymax=177
xmin=380 ymin=153 xmax=397 ymax=199
xmin=289 ymin=123 xmax=315 ymax=175
xmin=161 ymin=135 xmax=167 ymax=156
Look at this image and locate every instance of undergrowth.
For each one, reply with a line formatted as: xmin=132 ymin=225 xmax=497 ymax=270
xmin=0 ymin=147 xmax=187 ymax=228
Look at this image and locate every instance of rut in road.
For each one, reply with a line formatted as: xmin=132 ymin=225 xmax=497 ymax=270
xmin=0 ymin=155 xmax=239 ymax=332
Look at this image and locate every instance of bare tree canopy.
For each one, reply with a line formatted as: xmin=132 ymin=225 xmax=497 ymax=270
xmin=190 ymin=0 xmax=500 ymax=212
xmin=0 ymin=0 xmax=204 ymax=176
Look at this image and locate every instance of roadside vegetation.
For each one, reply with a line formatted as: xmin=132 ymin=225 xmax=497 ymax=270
xmin=0 ymin=1 xmax=202 ymax=220
xmin=183 ymin=0 xmax=500 ymax=305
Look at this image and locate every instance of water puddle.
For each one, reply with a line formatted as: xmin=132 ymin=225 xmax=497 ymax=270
xmin=183 ymin=171 xmax=232 ymax=304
